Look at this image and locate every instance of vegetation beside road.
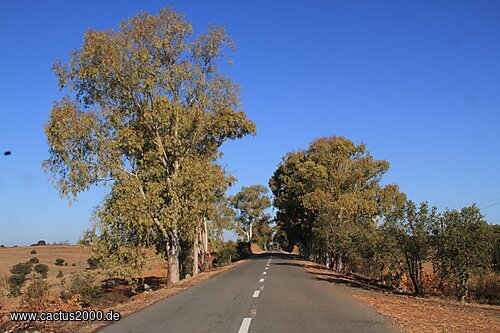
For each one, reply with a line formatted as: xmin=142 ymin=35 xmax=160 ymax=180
xmin=294 ymin=257 xmax=499 ymax=333
xmin=270 ymin=136 xmax=499 ymax=305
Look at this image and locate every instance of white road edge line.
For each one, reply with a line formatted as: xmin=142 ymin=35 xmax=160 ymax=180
xmin=253 ymin=290 xmax=260 ymax=297
xmin=263 ymin=272 xmax=267 ymax=275
xmin=265 ymin=267 xmax=268 ymax=270
xmin=259 ymin=278 xmax=265 ymax=282
xmin=238 ymin=318 xmax=252 ymax=333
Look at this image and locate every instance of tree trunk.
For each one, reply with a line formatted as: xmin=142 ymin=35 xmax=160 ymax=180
xmin=336 ymin=253 xmax=343 ymax=273
xmin=167 ymin=229 xmax=180 ymax=285
xmin=193 ymin=227 xmax=199 ymax=276
xmin=248 ymin=221 xmax=253 ymax=244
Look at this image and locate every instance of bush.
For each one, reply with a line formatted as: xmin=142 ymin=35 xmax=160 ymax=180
xmin=26 ymin=277 xmax=49 ymax=299
xmin=55 ymin=258 xmax=65 ymax=266
xmin=10 ymin=262 xmax=32 ymax=276
xmin=68 ymin=272 xmax=101 ymax=307
xmin=29 ymin=257 xmax=39 ymax=264
xmin=72 ymin=263 xmax=76 ymax=267
xmin=34 ymin=264 xmax=49 ymax=278
xmin=57 ymin=270 xmax=64 ymax=278
xmin=235 ymin=241 xmax=252 ymax=260
xmin=36 ymin=240 xmax=46 ymax=246
xmin=0 ymin=274 xmax=10 ymax=297
xmin=7 ymin=274 xmax=25 ymax=296
xmin=214 ymin=242 xmax=238 ymax=267
xmin=87 ymin=258 xmax=99 ymax=269
xmin=30 ymin=249 xmax=37 ymax=254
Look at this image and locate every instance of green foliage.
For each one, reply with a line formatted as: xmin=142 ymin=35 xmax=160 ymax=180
xmin=252 ymin=216 xmax=273 ymax=250
xmin=87 ymin=257 xmax=98 ymax=269
xmin=235 ymin=241 xmax=252 ymax=260
xmin=10 ymin=262 xmax=32 ymax=276
xmin=7 ymin=274 xmax=25 ymax=297
xmin=34 ymin=264 xmax=49 ymax=278
xmin=55 ymin=258 xmax=65 ymax=266
xmin=213 ymin=241 xmax=238 ymax=266
xmin=270 ymin=135 xmax=499 ymax=304
xmin=68 ymin=272 xmax=101 ymax=307
xmin=230 ymin=185 xmax=271 ymax=243
xmin=389 ymin=201 xmax=438 ymax=295
xmin=29 ymin=257 xmax=39 ymax=264
xmin=44 ymin=7 xmax=255 ymax=285
xmin=270 ymin=136 xmax=398 ymax=270
xmin=434 ymin=205 xmax=491 ymax=302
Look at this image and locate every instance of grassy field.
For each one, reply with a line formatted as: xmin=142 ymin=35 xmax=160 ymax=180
xmin=0 ymin=245 xmax=166 ymax=304
xmin=0 ymin=245 xmax=91 ymax=285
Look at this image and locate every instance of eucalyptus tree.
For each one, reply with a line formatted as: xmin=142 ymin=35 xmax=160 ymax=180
xmin=230 ymin=185 xmax=271 ymax=244
xmin=44 ymin=8 xmax=255 ymax=284
xmin=388 ymin=201 xmax=438 ymax=295
xmin=437 ymin=205 xmax=491 ymax=303
xmin=271 ymin=136 xmax=394 ymax=270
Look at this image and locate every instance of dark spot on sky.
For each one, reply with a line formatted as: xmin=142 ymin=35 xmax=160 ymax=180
xmin=4 ymin=151 xmax=11 ymax=156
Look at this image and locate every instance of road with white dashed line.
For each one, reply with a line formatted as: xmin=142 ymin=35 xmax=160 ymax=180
xmin=100 ymin=252 xmax=398 ymax=333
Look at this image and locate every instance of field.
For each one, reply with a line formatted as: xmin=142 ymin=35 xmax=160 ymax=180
xmin=0 ymin=245 xmax=166 ymax=309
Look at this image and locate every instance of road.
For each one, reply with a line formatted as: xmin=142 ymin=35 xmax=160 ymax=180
xmin=100 ymin=252 xmax=398 ymax=333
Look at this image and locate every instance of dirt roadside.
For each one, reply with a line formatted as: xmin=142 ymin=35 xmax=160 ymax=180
xmin=296 ymin=258 xmax=500 ymax=333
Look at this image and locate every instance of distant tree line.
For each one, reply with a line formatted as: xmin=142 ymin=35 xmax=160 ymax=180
xmin=270 ymin=136 xmax=498 ymax=304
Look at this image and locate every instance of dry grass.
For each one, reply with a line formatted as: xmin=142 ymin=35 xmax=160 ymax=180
xmin=0 ymin=245 xmax=166 ymax=312
xmin=0 ymin=245 xmax=91 ymax=284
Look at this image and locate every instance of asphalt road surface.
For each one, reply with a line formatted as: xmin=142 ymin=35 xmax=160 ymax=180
xmin=100 ymin=252 xmax=398 ymax=333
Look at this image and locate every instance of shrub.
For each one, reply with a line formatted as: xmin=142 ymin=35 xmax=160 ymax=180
xmin=26 ymin=277 xmax=49 ymax=299
xmin=57 ymin=270 xmax=64 ymax=278
xmin=64 ymin=262 xmax=68 ymax=266
xmin=0 ymin=274 xmax=9 ymax=297
xmin=214 ymin=242 xmax=238 ymax=267
xmin=29 ymin=257 xmax=39 ymax=264
xmin=7 ymin=274 xmax=25 ymax=296
xmin=10 ymin=262 xmax=32 ymax=276
xmin=30 ymin=249 xmax=37 ymax=254
xmin=72 ymin=263 xmax=76 ymax=267
xmin=68 ymin=272 xmax=101 ymax=307
xmin=36 ymin=240 xmax=46 ymax=246
xmin=34 ymin=264 xmax=49 ymax=278
xmin=235 ymin=241 xmax=252 ymax=260
xmin=87 ymin=258 xmax=99 ymax=269
xmin=55 ymin=258 xmax=65 ymax=266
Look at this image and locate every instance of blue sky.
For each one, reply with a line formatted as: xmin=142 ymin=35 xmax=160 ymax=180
xmin=0 ymin=0 xmax=499 ymax=246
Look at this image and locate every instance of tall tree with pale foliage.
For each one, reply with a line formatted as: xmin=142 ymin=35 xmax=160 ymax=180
xmin=44 ymin=8 xmax=255 ymax=284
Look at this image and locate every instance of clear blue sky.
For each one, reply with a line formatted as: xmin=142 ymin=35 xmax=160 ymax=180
xmin=1 ymin=0 xmax=499 ymax=246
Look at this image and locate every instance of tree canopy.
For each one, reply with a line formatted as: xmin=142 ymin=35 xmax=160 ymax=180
xmin=44 ymin=8 xmax=255 ymax=284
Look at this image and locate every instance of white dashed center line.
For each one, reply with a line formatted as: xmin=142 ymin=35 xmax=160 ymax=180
xmin=253 ymin=290 xmax=260 ymax=298
xmin=259 ymin=278 xmax=265 ymax=282
xmin=263 ymin=271 xmax=267 ymax=275
xmin=238 ymin=318 xmax=252 ymax=333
